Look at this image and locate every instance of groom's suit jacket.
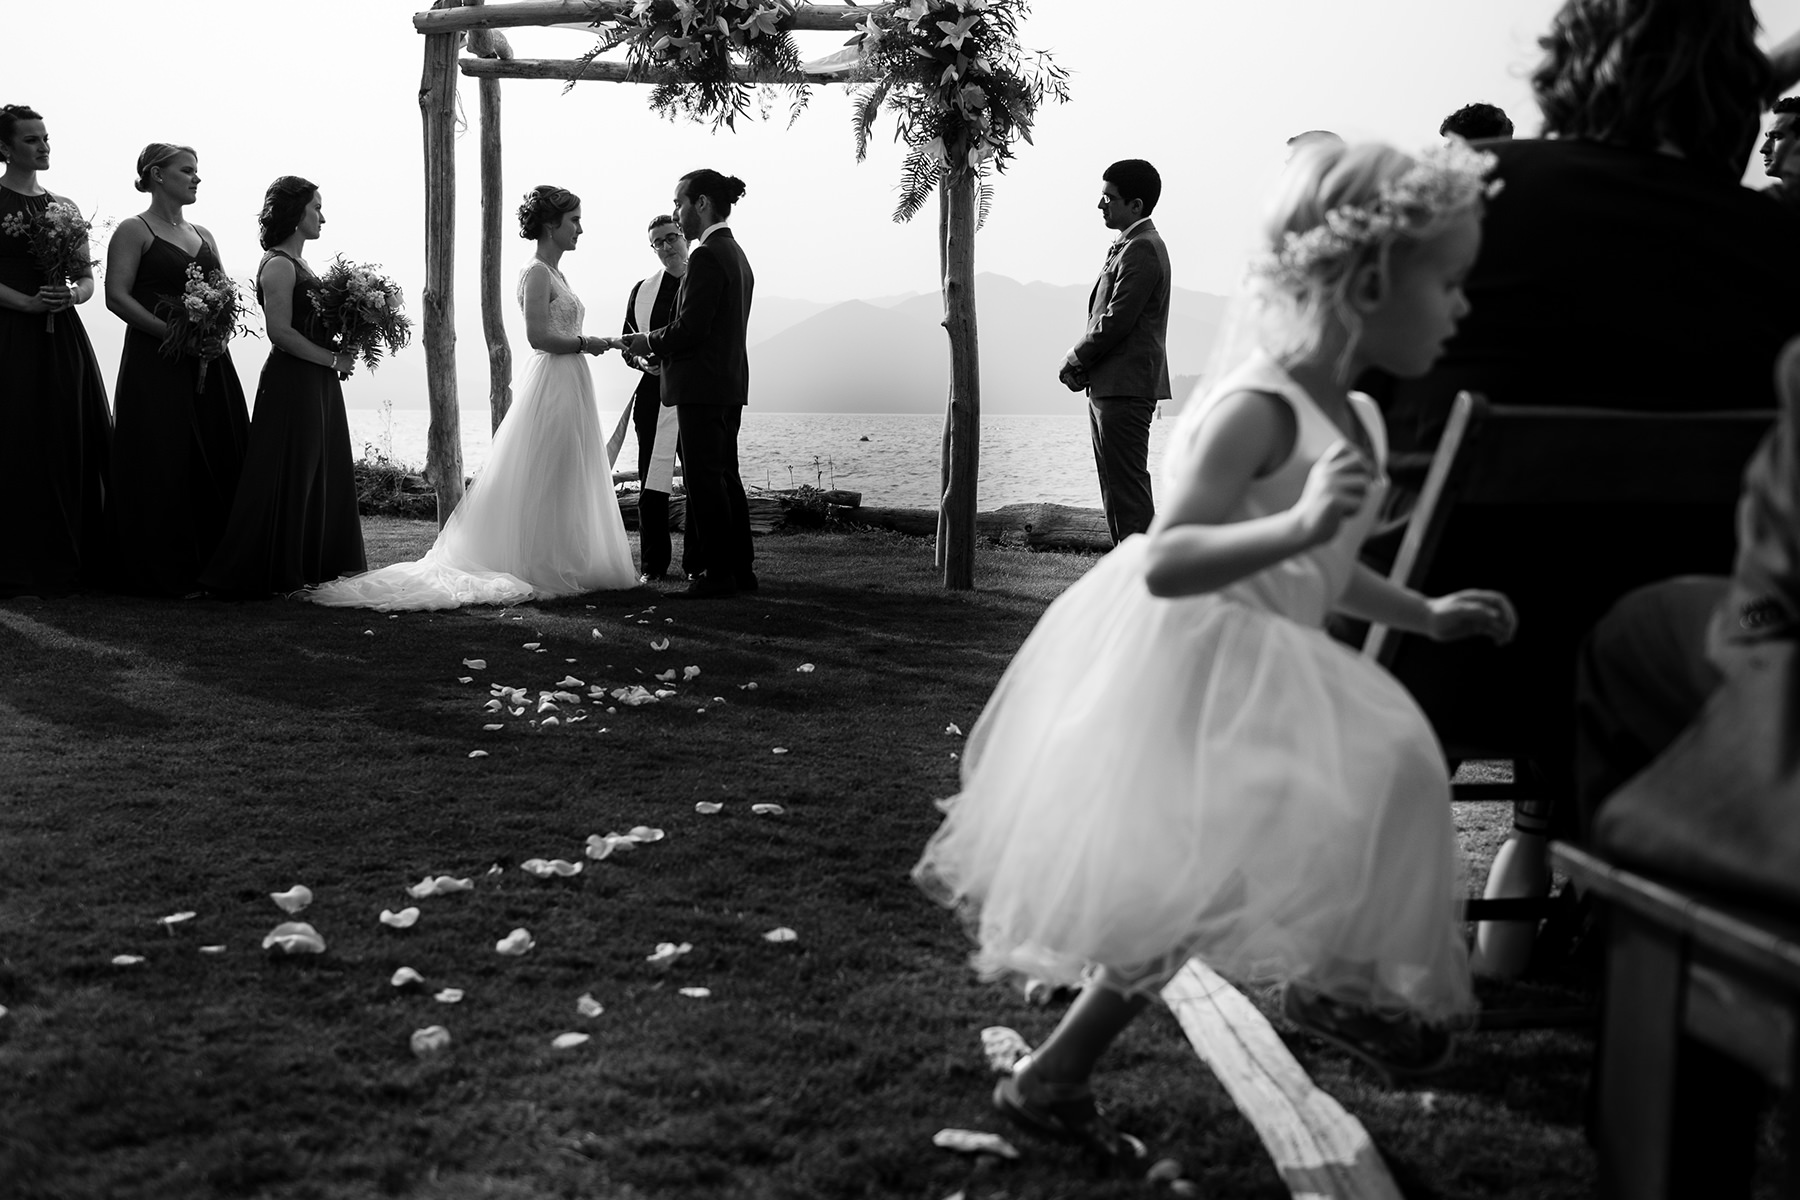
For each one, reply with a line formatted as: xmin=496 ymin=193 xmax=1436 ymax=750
xmin=644 ymin=227 xmax=754 ymax=408
xmin=1067 ymin=218 xmax=1172 ymax=400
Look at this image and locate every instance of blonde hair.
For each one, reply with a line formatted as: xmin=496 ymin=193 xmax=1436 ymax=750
xmin=133 ymin=142 xmax=196 ymax=193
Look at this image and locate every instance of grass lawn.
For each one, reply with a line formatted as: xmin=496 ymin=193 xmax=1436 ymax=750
xmin=2 ymin=521 xmax=1606 ymax=1199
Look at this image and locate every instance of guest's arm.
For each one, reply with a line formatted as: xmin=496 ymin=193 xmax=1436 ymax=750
xmin=1064 ymin=239 xmax=1160 ymax=374
xmin=645 ymin=249 xmax=723 ymax=358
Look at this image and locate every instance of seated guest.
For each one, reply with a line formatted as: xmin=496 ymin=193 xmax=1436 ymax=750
xmin=1761 ymin=96 xmax=1800 ymax=206
xmin=1439 ymin=102 xmax=1514 ymax=141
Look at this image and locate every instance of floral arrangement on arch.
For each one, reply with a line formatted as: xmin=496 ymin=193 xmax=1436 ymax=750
xmin=849 ymin=0 xmax=1068 ymax=225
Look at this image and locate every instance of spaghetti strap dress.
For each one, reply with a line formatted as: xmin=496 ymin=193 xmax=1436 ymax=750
xmin=200 ymin=250 xmax=365 ymax=596
xmin=0 ymin=185 xmax=111 ymax=596
xmin=914 ymin=354 xmax=1474 ymax=1023
xmin=107 ymin=217 xmax=249 ymax=596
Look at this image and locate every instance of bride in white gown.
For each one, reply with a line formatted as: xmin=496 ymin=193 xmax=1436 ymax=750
xmin=307 ymin=186 xmax=639 ymax=610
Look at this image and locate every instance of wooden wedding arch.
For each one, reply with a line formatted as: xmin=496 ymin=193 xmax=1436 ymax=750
xmin=411 ymin=0 xmax=999 ymax=588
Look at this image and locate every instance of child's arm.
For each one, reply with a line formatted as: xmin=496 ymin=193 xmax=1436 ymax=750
xmin=1144 ymin=391 xmax=1371 ymax=598
xmin=1337 ymin=564 xmax=1518 ymax=644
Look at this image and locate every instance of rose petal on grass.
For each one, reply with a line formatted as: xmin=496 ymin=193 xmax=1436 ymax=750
xmin=650 ymin=637 xmax=670 ymax=651
xmin=557 ymin=675 xmax=585 ymax=688
xmin=380 ymin=908 xmax=421 ymax=929
xmin=157 ymin=911 xmax=196 ymax=927
xmin=433 ymin=988 xmax=464 ymax=1004
xmin=408 ymin=875 xmax=474 ymax=898
xmin=763 ymin=927 xmax=798 ymax=943
xmin=625 ymin=826 xmax=664 ymax=844
xmin=751 ymin=803 xmax=785 ymax=815
xmin=551 ymin=691 xmax=582 ymax=704
xmin=653 ymin=689 xmax=676 ymax=699
xmin=577 ymin=993 xmax=605 ymax=1017
xmin=469 ymin=750 xmax=490 ymax=759
xmin=540 ymin=716 xmax=561 ymax=727
xmin=591 ymin=628 xmax=604 ymax=640
xmin=770 ymin=747 xmax=788 ymax=755
xmin=521 ymin=858 xmax=583 ymax=878
xmin=199 ymin=944 xmax=226 ymax=955
xmin=645 ymin=941 xmax=692 ymax=967
xmin=362 ymin=630 xmax=374 ymax=637
xmin=694 ymin=801 xmax=723 ymax=814
xmin=391 ymin=966 xmax=425 ymax=988
xmin=796 ymin=663 xmax=816 ymax=673
xmin=462 ymin=659 xmax=486 ymax=670
xmin=980 ymin=1026 xmax=1032 ymax=1075
xmin=1146 ymin=1158 xmax=1184 ymax=1184
xmin=609 ymin=685 xmax=658 ymax=707
xmin=677 ymin=987 xmax=711 ymax=998
xmin=932 ymin=1129 xmax=1019 ymax=1160
xmin=111 ymin=954 xmax=146 ymax=966
xmin=742 ymin=682 xmax=759 ymax=690
xmin=1169 ymin=1180 xmax=1201 ymax=1198
xmin=509 ymin=707 xmax=525 ymax=717
xmin=523 ymin=642 xmax=540 ymax=650
xmin=261 ymin=922 xmax=326 ymax=954
xmin=458 ymin=676 xmax=473 ymax=684
xmin=487 ymin=863 xmax=504 ymax=876
xmin=495 ymin=928 xmax=535 ymax=955
xmin=551 ymin=1031 xmax=591 ymax=1049
xmin=410 ymin=1025 xmax=451 ymax=1057
xmin=270 ymin=885 xmax=313 ymax=914
xmin=945 ymin=723 xmax=963 ymax=736
xmin=655 ymin=669 xmax=677 ymax=683
xmin=482 ymin=723 xmax=505 ymax=731
xmin=683 ymin=666 xmax=701 ymax=681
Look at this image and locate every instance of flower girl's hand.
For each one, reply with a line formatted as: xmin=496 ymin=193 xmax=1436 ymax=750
xmin=1294 ymin=438 xmax=1371 ymax=544
xmin=1426 ymin=589 xmax=1517 ymax=644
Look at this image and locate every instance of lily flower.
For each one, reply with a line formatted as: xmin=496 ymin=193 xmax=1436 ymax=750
xmin=937 ymin=15 xmax=979 ymax=51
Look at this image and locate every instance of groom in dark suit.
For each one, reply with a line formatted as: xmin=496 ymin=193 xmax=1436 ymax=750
xmin=1059 ymin=159 xmax=1172 ymax=545
xmin=624 ymin=169 xmax=755 ymax=599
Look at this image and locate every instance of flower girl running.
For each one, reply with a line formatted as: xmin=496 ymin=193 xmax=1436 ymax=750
xmin=913 ymin=139 xmax=1518 ymax=1167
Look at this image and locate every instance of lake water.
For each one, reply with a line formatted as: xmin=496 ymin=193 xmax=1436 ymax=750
xmin=348 ymin=406 xmax=1179 ymax=510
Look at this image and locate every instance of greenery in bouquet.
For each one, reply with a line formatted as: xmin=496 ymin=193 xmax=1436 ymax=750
xmin=849 ymin=0 xmax=1069 ymax=224
xmin=577 ymin=0 xmax=809 ymax=130
xmin=154 ymin=262 xmax=256 ymax=394
xmin=0 ymin=198 xmax=99 ymax=332
xmin=310 ymin=257 xmax=413 ymax=372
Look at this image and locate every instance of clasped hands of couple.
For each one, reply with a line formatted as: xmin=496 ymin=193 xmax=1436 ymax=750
xmin=576 ymin=332 xmax=659 ymax=374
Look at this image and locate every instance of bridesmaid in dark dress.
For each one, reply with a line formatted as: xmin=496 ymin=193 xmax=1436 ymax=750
xmin=201 ymin=177 xmax=364 ymax=597
xmin=104 ymin=143 xmax=250 ymax=596
xmin=0 ymin=103 xmax=111 ymax=597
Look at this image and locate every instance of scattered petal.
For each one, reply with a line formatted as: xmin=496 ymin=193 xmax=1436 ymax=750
xmin=551 ymin=1031 xmax=592 ymax=1049
xmin=521 ymin=858 xmax=583 ymax=878
xmin=796 ymin=663 xmax=816 ymax=673
xmin=683 ymin=666 xmax=701 ymax=681
xmin=568 ymin=713 xmax=589 ymax=723
xmin=643 ymin=606 xmax=657 ymax=614
xmin=1146 ymin=1158 xmax=1184 ymax=1184
xmin=157 ymin=911 xmax=196 ymax=927
xmin=695 ymin=801 xmax=723 ymax=814
xmin=408 ymin=875 xmax=474 ymax=898
xmin=751 ymin=803 xmax=785 ymax=815
xmin=410 ymin=1025 xmax=452 ymax=1056
xmin=486 ymin=863 xmax=504 ymax=876
xmin=664 ymin=617 xmax=674 ymax=625
xmin=655 ymin=669 xmax=678 ymax=683
xmin=932 ymin=1129 xmax=1020 ymax=1160
xmin=1169 ymin=1181 xmax=1201 ymax=1198
xmin=591 ymin=628 xmax=604 ymax=640
xmin=469 ymin=750 xmax=490 ymax=759
xmin=653 ymin=689 xmax=676 ymax=699
xmin=945 ymin=723 xmax=963 ymax=736
xmin=556 ymin=675 xmax=585 ymax=688
xmin=609 ymin=685 xmax=659 ymax=707
xmin=495 ymin=928 xmax=535 ymax=955
xmin=380 ymin=907 xmax=421 ymax=929
xmin=433 ymin=988 xmax=465 ymax=1004
xmin=482 ymin=723 xmax=505 ymax=731
xmin=980 ymin=1026 xmax=1031 ymax=1075
xmin=462 ymin=659 xmax=487 ymax=670
xmin=763 ymin=927 xmax=798 ymax=943
xmin=391 ymin=966 xmax=426 ymax=988
xmin=551 ymin=690 xmax=582 ymax=704
xmin=509 ymin=707 xmax=525 ymax=717
xmin=484 ymin=699 xmax=503 ymax=712
xmin=585 ymin=833 xmax=638 ymax=860
xmin=540 ymin=716 xmax=561 ymax=727
xmin=523 ymin=642 xmax=540 ymax=649
xmin=577 ymin=993 xmax=605 ymax=1017
xmin=696 ymin=707 xmax=706 ymax=713
xmin=645 ymin=941 xmax=692 ymax=967
xmin=111 ymin=954 xmax=146 ymax=966
xmin=650 ymin=637 xmax=670 ymax=651
xmin=362 ymin=630 xmax=374 ymax=636
xmin=458 ymin=676 xmax=473 ymax=684
xmin=677 ymin=987 xmax=711 ymax=998
xmin=261 ymin=921 xmax=326 ymax=954
xmin=0 ymin=1004 xmax=7 ymax=1018
xmin=771 ymin=747 xmax=788 ymax=755
xmin=625 ymin=826 xmax=664 ymax=843
xmin=270 ymin=885 xmax=313 ymax=914
xmin=199 ymin=944 xmax=226 ymax=954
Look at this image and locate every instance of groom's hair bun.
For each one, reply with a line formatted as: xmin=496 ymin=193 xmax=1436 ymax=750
xmin=518 ymin=185 xmax=580 ymax=239
xmin=679 ymin=169 xmax=746 ymax=216
xmin=258 ymin=176 xmax=319 ymax=249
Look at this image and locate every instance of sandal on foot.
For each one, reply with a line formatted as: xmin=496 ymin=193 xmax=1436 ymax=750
xmin=991 ymin=1073 xmax=1149 ymax=1171
xmin=1282 ymin=983 xmax=1453 ymax=1081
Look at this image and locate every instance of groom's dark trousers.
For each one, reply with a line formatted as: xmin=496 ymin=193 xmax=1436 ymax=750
xmin=645 ymin=227 xmax=755 ymax=584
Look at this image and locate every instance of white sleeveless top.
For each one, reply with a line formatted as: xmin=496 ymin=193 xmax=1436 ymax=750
xmin=517 ymin=260 xmax=585 ymax=344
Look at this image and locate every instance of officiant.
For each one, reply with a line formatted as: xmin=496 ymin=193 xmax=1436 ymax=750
xmin=618 ymin=214 xmax=689 ymax=583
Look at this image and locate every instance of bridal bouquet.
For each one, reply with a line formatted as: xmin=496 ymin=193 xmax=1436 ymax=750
xmin=154 ymin=261 xmax=254 ymax=394
xmin=0 ymin=199 xmax=99 ymax=333
xmin=310 ymin=257 xmax=412 ymax=373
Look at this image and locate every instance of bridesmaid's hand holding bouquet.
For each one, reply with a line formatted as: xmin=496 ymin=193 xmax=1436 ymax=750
xmin=310 ymin=257 xmax=412 ymax=379
xmin=0 ymin=199 xmax=98 ymax=333
xmin=154 ymin=262 xmax=254 ymax=393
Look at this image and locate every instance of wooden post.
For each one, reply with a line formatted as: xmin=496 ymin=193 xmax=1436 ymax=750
xmin=469 ymin=11 xmax=514 ymax=435
xmin=935 ymin=181 xmax=951 ymax=571
xmin=420 ymin=1 xmax=465 ymax=525
xmin=939 ymin=158 xmax=980 ymax=590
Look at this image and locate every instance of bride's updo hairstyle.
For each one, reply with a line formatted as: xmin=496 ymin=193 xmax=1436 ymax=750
xmin=679 ymin=168 xmax=746 ymax=216
xmin=258 ymin=176 xmax=319 ymax=249
xmin=134 ymin=142 xmax=197 ymax=193
xmin=518 ymin=185 xmax=579 ymax=239
xmin=1250 ymin=139 xmax=1495 ymax=377
xmin=0 ymin=104 xmax=42 ymax=162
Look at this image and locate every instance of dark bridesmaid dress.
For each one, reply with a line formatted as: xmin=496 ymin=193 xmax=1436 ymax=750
xmin=200 ymin=250 xmax=364 ymax=596
xmin=107 ymin=216 xmax=250 ymax=596
xmin=0 ymin=185 xmax=112 ymax=596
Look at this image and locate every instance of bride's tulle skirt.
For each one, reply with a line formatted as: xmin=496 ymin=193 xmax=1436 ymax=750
xmin=913 ymin=538 xmax=1474 ymax=1021
xmin=307 ymin=352 xmax=637 ymax=611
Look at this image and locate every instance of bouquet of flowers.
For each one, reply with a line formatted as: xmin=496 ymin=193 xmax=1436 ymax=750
xmin=309 ymin=257 xmax=412 ymax=375
xmin=154 ymin=262 xmax=255 ymax=394
xmin=0 ymin=199 xmax=99 ymax=333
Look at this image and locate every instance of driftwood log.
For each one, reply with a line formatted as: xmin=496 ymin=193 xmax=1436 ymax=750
xmin=851 ymin=502 xmax=1110 ymax=552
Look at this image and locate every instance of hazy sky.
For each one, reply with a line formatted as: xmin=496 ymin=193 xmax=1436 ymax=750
xmin=12 ymin=0 xmax=1800 ymax=414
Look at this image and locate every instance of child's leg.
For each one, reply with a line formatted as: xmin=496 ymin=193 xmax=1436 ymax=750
xmin=1018 ymin=967 xmax=1150 ymax=1091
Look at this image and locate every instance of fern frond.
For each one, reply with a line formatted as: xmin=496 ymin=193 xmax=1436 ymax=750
xmin=893 ymin=148 xmax=941 ymax=225
xmin=976 ymin=178 xmax=993 ymax=231
xmin=851 ymin=81 xmax=891 ymax=162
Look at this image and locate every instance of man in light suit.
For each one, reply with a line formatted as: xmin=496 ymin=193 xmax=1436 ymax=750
xmin=1059 ymin=159 xmax=1172 ymax=545
xmin=623 ymin=169 xmax=755 ymax=599
xmin=618 ymin=214 xmax=690 ymax=583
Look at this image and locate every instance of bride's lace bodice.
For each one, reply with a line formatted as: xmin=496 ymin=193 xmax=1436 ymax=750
xmin=517 ymin=260 xmax=585 ymax=342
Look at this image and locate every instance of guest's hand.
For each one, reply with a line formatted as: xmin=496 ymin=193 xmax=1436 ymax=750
xmin=1426 ymin=589 xmax=1517 ymax=645
xmin=36 ymin=283 xmax=75 ymax=313
xmin=332 ymin=351 xmax=357 ymax=377
xmin=199 ymin=336 xmax=227 ymax=361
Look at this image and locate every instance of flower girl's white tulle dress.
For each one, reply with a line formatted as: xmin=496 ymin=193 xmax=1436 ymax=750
xmin=307 ymin=262 xmax=637 ymax=611
xmin=914 ymin=354 xmax=1473 ymax=1022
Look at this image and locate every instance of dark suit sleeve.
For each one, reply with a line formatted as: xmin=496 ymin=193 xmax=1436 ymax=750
xmin=1069 ymin=238 xmax=1162 ymax=370
xmin=647 ymin=247 xmax=724 ymax=358
xmin=623 ymin=279 xmax=642 ymax=336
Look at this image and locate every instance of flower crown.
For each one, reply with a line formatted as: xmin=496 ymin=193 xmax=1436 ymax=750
xmin=1251 ymin=141 xmax=1502 ymax=292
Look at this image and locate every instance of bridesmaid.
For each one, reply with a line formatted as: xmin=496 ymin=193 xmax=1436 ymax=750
xmin=104 ymin=143 xmax=250 ymax=597
xmin=0 ymin=103 xmax=111 ymax=597
xmin=201 ymin=177 xmax=364 ymax=597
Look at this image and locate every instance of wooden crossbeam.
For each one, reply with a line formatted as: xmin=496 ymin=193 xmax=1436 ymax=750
xmin=415 ymin=0 xmax=867 ymax=34
xmin=458 ymin=55 xmax=854 ymax=83
xmin=1162 ymin=961 xmax=1403 ymax=1200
